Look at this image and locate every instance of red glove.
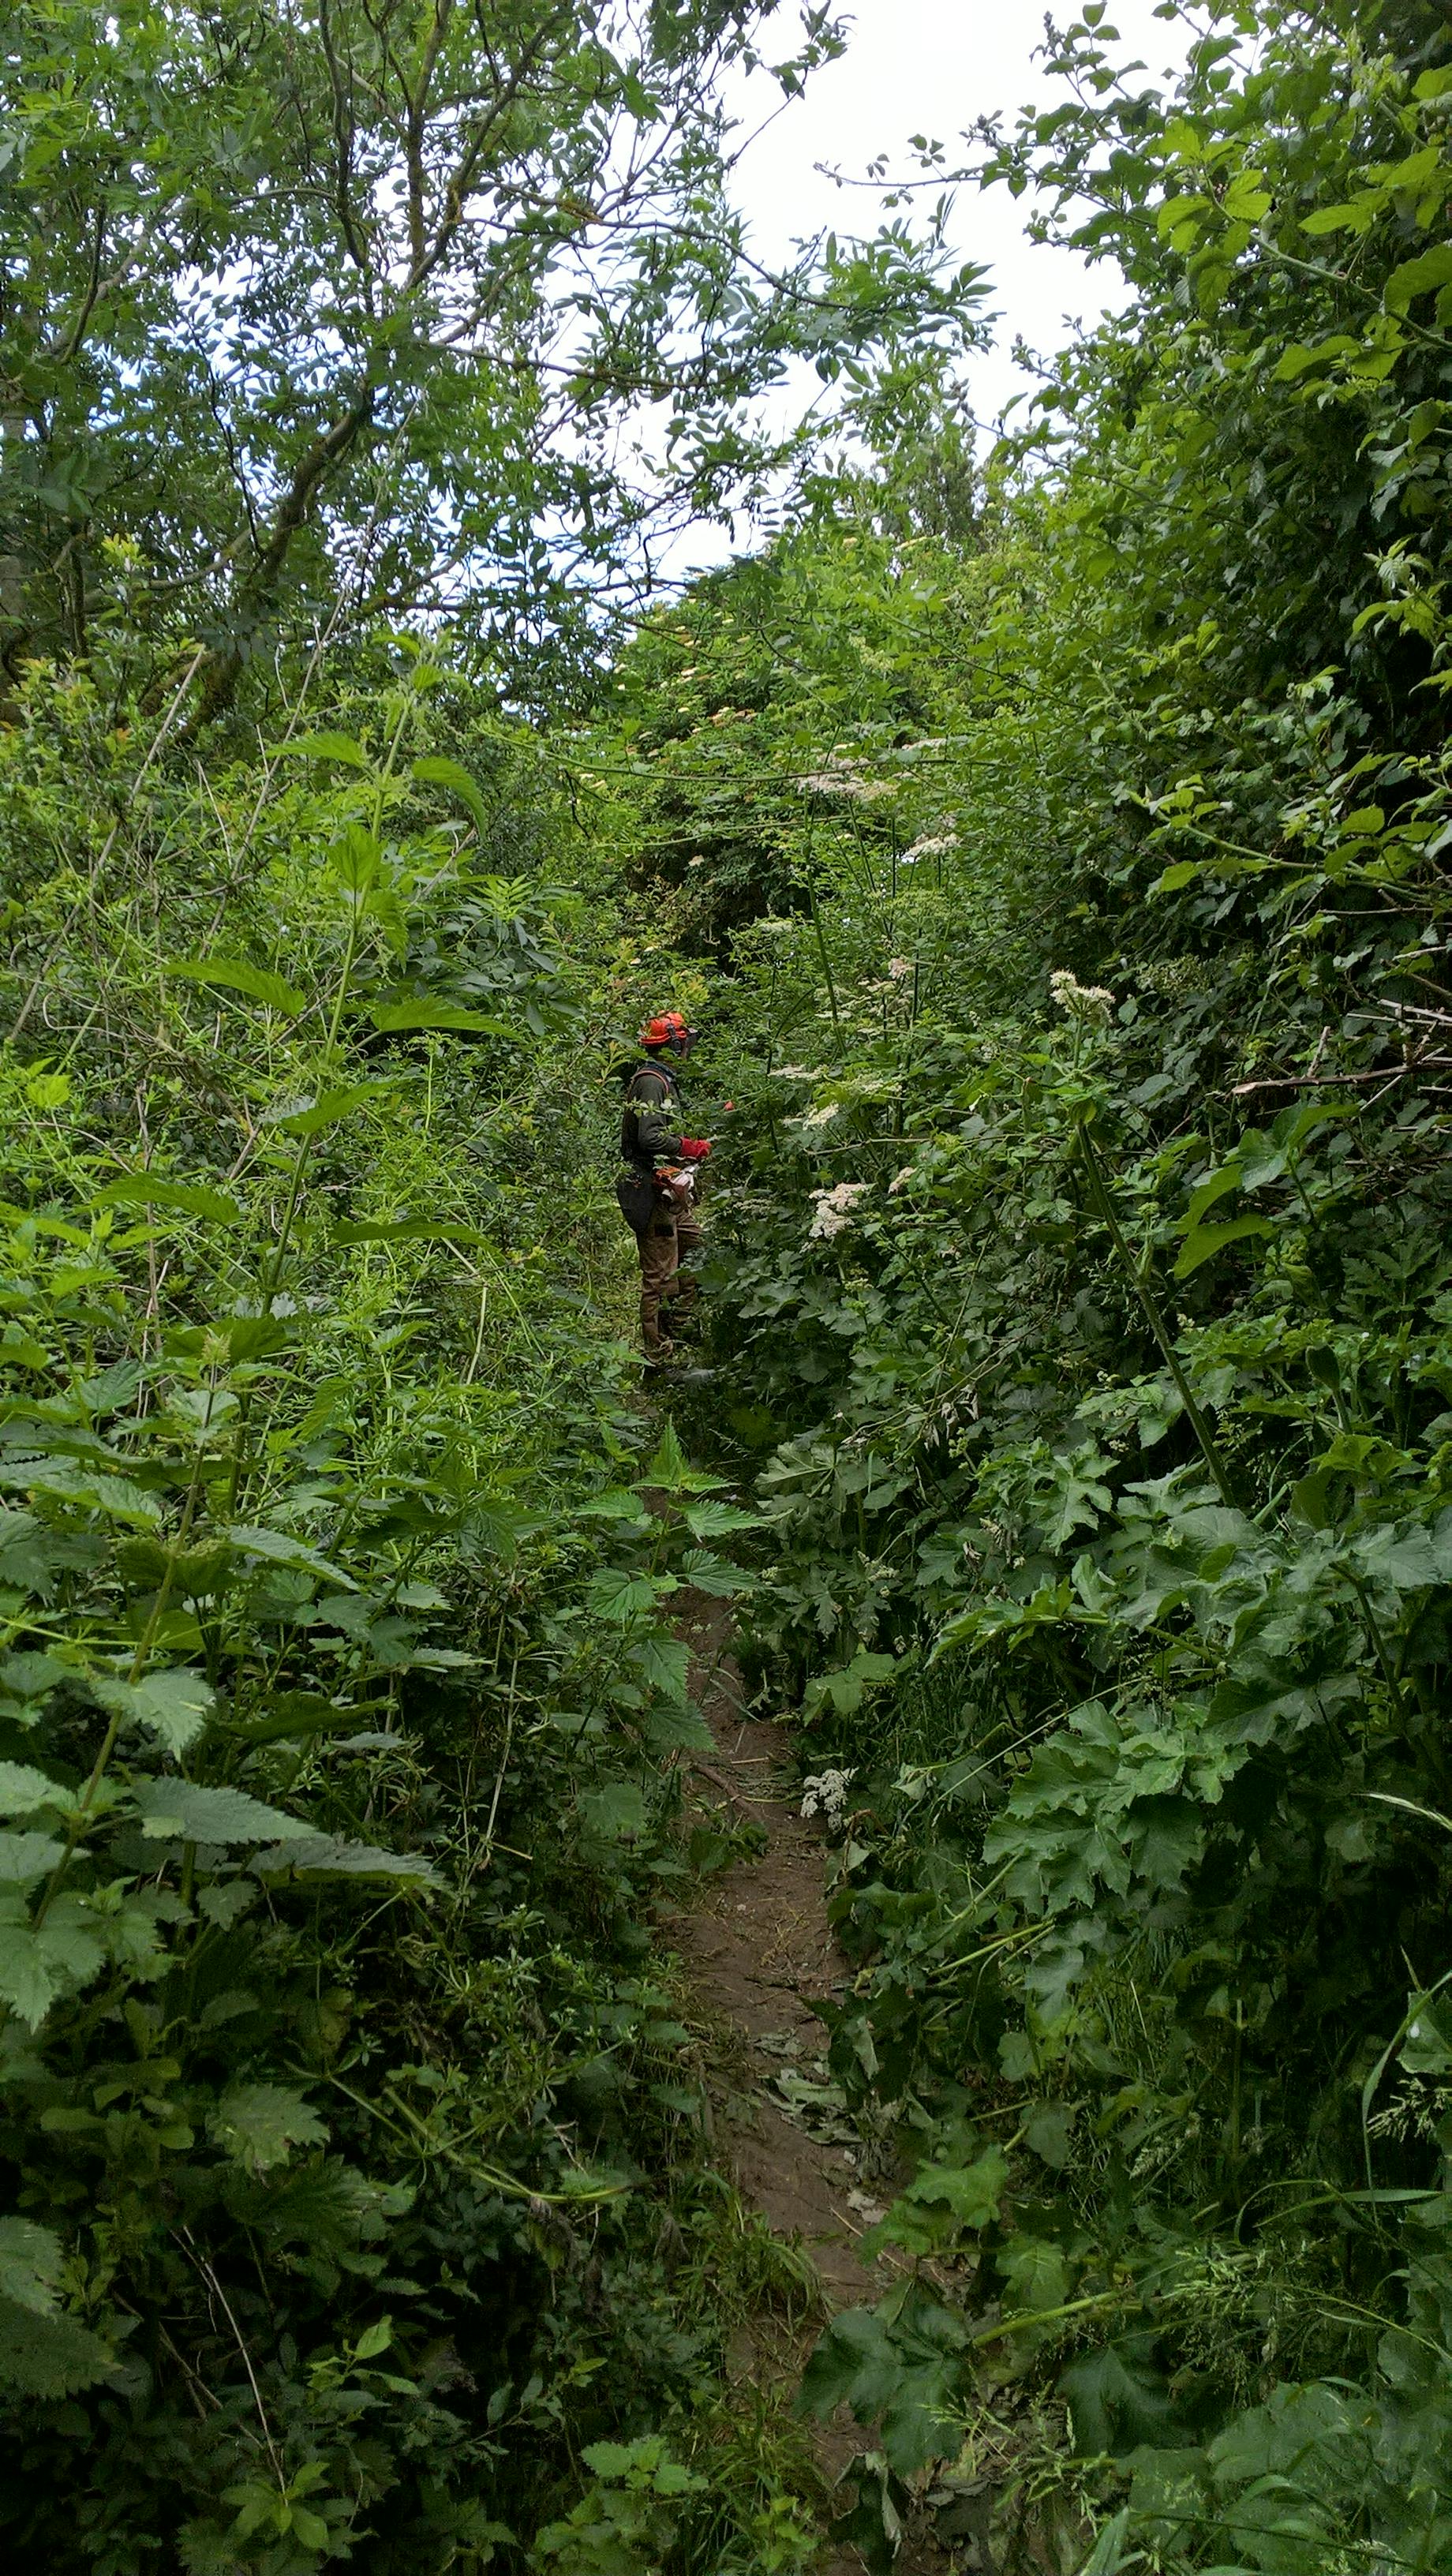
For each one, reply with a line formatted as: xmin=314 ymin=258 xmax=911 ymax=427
xmin=678 ymin=1137 xmax=711 ymax=1162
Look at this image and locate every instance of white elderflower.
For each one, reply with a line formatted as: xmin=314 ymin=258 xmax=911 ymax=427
xmin=807 ymin=1180 xmax=870 ymax=1239
xmin=1050 ymin=968 xmax=1117 ymax=1022
xmin=902 ymin=831 xmax=958 ymax=863
xmin=799 ymin=1100 xmax=841 ymax=1129
xmin=800 ymin=1767 xmax=858 ymax=1828
xmin=889 ymin=1164 xmax=918 ymax=1194
xmin=771 ymin=1063 xmax=813 ymax=1080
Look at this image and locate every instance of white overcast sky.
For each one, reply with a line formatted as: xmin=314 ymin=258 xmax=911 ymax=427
xmin=651 ymin=0 xmax=1190 ymax=575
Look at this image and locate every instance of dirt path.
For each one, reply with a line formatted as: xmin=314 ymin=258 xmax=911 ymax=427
xmin=662 ymin=1588 xmax=957 ymax=2574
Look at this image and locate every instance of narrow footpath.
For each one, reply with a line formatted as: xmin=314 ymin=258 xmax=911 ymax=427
xmin=662 ymin=1582 xmax=961 ymax=2575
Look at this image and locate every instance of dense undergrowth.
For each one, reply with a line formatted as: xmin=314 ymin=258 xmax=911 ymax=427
xmin=0 ymin=661 xmax=826 ymax=2572
xmin=6 ymin=0 xmax=1452 ymax=2571
xmin=593 ymin=5 xmax=1452 ymax=2569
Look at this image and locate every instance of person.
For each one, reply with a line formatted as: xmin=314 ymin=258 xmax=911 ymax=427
xmin=616 ymin=1010 xmax=711 ymax=1361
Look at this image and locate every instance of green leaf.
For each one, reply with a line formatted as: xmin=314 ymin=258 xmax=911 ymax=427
xmin=273 ymin=1081 xmax=392 ymax=1136
xmin=131 ymin=1780 xmax=316 ymax=1844
xmin=90 ymin=1666 xmax=215 ymax=1755
xmin=585 ymin=1567 xmax=662 ymax=1622
xmin=0 ymin=1461 xmax=163 ymax=1526
xmin=208 ymin=2083 xmax=327 ymax=2175
xmin=577 ymin=1782 xmax=651 ymax=1844
xmin=1172 ymin=1215 xmax=1274 ymax=1278
xmin=0 ymin=1763 xmax=65 ymax=1818
xmin=271 ymin=729 xmax=370 ymax=769
xmin=1384 ymin=245 xmax=1452 ymax=313
xmin=682 ymin=1500 xmax=762 ymax=1540
xmin=369 ymin=1002 xmax=511 ymax=1035
xmin=328 ymin=825 xmax=381 ymax=893
xmin=92 ymin=1175 xmax=245 ymax=1225
xmin=0 ymin=1833 xmax=66 ymax=1884
xmin=167 ymin=959 xmax=307 ymax=1017
xmin=332 ymin=1215 xmax=486 ymax=1245
xmin=1151 ymin=859 xmax=1199 ymax=893
xmin=248 ymin=1833 xmax=443 ymax=1888
xmin=0 ymin=1887 xmax=107 ymax=2025
xmin=411 ymin=754 xmax=489 ymax=835
xmin=0 ymin=2298 xmax=114 ymax=2396
xmin=680 ymin=1548 xmax=754 ymax=1597
xmin=0 ymin=2218 xmax=63 ymax=2318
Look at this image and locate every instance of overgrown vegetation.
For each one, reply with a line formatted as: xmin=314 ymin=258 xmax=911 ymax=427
xmin=6 ymin=0 xmax=1452 ymax=2569
xmin=593 ymin=3 xmax=1452 ymax=2567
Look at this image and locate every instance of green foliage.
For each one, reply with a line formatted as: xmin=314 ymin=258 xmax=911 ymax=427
xmin=593 ymin=7 xmax=1452 ymax=2565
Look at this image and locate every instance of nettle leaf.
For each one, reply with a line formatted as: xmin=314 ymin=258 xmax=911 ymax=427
xmin=0 ymin=1461 xmax=163 ymax=1526
xmin=681 ymin=1547 xmax=754 ymax=1597
xmin=223 ymin=1524 xmax=358 ymax=1592
xmin=271 ymin=728 xmax=370 ymax=770
xmin=272 ymin=1080 xmax=392 ymax=1136
xmin=0 ymin=1887 xmax=107 ymax=2026
xmin=249 ymin=1833 xmax=443 ymax=1888
xmin=92 ymin=1174 xmax=245 ymax=1226
xmin=628 ymin=1631 xmax=690 ymax=1703
xmin=167 ymin=959 xmax=307 ymax=1018
xmin=368 ymin=1002 xmax=510 ymax=1035
xmin=586 ymin=1566 xmax=664 ymax=1623
xmin=0 ymin=2299 xmax=114 ymax=2397
xmin=91 ymin=1667 xmax=214 ymax=1755
xmin=411 ymin=753 xmax=489 ymax=835
xmin=0 ymin=1763 xmax=66 ymax=1818
xmin=333 ymin=1215 xmax=486 ymax=1247
xmin=131 ymin=1780 xmax=315 ymax=1845
xmin=208 ymin=2084 xmax=328 ymax=2176
xmin=683 ymin=1500 xmax=762 ymax=1540
xmin=577 ymin=1782 xmax=651 ymax=1844
xmin=0 ymin=1833 xmax=66 ymax=1885
xmin=0 ymin=2217 xmax=63 ymax=2317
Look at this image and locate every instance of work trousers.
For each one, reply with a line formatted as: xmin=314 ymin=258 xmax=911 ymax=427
xmin=634 ymin=1203 xmax=703 ymax=1351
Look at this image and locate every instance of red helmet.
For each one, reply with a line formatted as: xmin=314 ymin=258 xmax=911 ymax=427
xmin=638 ymin=1010 xmax=695 ymax=1051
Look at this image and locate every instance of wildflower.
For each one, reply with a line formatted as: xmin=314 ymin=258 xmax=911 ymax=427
xmin=885 ymin=957 xmax=913 ymax=981
xmin=888 ymin=1164 xmax=917 ymax=1194
xmin=1050 ymin=968 xmax=1117 ymax=1023
xmin=800 ymin=1767 xmax=857 ymax=1827
xmin=808 ymin=1180 xmax=870 ymax=1240
xmin=771 ymin=1063 xmax=813 ymax=1079
xmin=799 ymin=1100 xmax=840 ymax=1129
xmin=901 ymin=832 xmax=958 ymax=863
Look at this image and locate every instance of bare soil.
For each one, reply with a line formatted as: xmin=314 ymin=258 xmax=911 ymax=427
xmin=661 ymin=1587 xmax=960 ymax=2575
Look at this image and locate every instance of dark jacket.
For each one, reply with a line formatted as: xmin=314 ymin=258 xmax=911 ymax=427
xmin=620 ymin=1058 xmax=685 ymax=1178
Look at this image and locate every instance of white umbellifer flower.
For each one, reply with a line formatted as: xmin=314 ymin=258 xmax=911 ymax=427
xmin=889 ymin=1164 xmax=917 ymax=1194
xmin=771 ymin=1063 xmax=813 ymax=1079
xmin=1050 ymin=968 xmax=1117 ymax=1021
xmin=800 ymin=1767 xmax=858 ymax=1827
xmin=902 ymin=832 xmax=958 ymax=862
xmin=799 ymin=1100 xmax=840 ymax=1129
xmin=808 ymin=1180 xmax=870 ymax=1239
xmin=886 ymin=956 xmax=913 ymax=980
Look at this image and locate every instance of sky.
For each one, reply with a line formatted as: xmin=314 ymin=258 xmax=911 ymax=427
xmin=722 ymin=0 xmax=1191 ymax=424
xmin=649 ymin=0 xmax=1190 ymax=575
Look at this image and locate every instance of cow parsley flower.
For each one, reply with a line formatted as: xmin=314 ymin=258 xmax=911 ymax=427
xmin=800 ymin=1767 xmax=857 ymax=1827
xmin=1050 ymin=968 xmax=1117 ymax=1022
xmin=808 ymin=1180 xmax=870 ymax=1239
